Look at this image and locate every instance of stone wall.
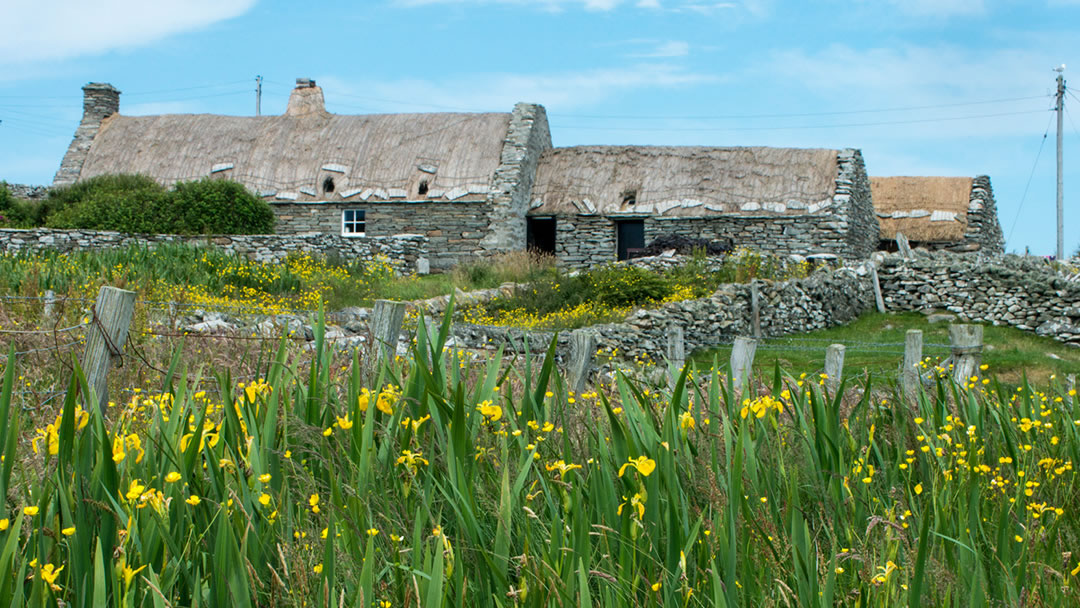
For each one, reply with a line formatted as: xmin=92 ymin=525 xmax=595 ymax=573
xmin=961 ymin=176 xmax=1005 ymax=254
xmin=546 ymin=148 xmax=879 ymax=270
xmin=482 ymin=103 xmax=552 ymax=253
xmin=272 ymin=200 xmax=487 ymax=271
xmin=837 ymin=148 xmax=879 ymax=259
xmin=3 ymin=183 xmax=48 ymax=200
xmin=0 ymin=228 xmax=429 ymax=274
xmin=451 ymin=264 xmax=875 ymax=361
xmin=53 ymin=83 xmax=120 ymax=187
xmin=876 ymin=251 xmax=1080 ymax=344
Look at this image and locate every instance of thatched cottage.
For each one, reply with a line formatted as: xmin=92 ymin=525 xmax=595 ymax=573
xmin=54 ymin=79 xmax=879 ymax=268
xmin=527 ymin=146 xmax=878 ymax=268
xmin=871 ymin=176 xmax=1004 ymax=254
xmin=54 ymin=80 xmax=551 ymax=270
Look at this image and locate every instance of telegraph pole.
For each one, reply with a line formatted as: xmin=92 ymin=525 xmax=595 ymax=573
xmin=255 ymin=75 xmax=263 ymax=117
xmin=1055 ymin=65 xmax=1066 ymax=259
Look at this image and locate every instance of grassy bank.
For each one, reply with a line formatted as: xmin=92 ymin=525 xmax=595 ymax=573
xmin=692 ymin=311 xmax=1080 ymax=386
xmin=1 ymin=311 xmax=1079 ymax=606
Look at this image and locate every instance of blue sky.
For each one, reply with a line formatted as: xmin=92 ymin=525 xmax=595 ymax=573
xmin=1 ymin=0 xmax=1077 ymax=254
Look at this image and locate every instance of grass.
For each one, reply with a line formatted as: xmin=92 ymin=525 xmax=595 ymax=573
xmin=691 ymin=311 xmax=1080 ymax=386
xmin=2 ymin=306 xmax=1080 ymax=606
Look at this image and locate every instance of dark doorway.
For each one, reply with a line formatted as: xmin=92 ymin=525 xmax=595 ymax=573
xmin=616 ymin=219 xmax=645 ymax=261
xmin=527 ymin=217 xmax=557 ymax=255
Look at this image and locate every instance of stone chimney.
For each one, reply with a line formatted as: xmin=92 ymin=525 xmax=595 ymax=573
xmin=286 ymin=78 xmax=326 ymax=116
xmin=53 ymin=82 xmax=122 ymax=187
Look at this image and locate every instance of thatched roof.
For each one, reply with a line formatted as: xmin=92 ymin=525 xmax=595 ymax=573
xmin=871 ymin=176 xmax=973 ymax=242
xmin=528 ymin=145 xmax=840 ymax=217
xmin=78 ymin=109 xmax=511 ymax=202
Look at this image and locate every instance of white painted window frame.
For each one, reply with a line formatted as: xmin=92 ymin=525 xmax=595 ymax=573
xmin=341 ymin=208 xmax=366 ymax=237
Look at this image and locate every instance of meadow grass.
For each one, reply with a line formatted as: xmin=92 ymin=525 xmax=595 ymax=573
xmin=1 ymin=308 xmax=1079 ymax=606
xmin=692 ymin=311 xmax=1080 ymax=386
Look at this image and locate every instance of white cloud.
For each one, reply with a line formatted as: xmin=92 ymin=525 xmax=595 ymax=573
xmin=636 ymin=0 xmax=661 ymax=6
xmin=393 ymin=0 xmax=767 ymax=14
xmin=318 ymin=64 xmax=718 ymax=114
xmin=0 ymin=0 xmax=256 ymax=65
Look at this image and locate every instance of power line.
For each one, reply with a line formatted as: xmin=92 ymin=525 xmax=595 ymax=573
xmin=1006 ymin=113 xmax=1055 ymax=247
xmin=555 ymin=94 xmax=1051 ymax=121
xmin=552 ymin=108 xmax=1050 ymax=133
xmin=122 ymin=79 xmax=254 ymax=96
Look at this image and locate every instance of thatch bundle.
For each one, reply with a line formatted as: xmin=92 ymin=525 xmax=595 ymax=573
xmin=78 ymin=111 xmax=512 ymax=201
xmin=530 ymin=146 xmax=838 ymax=216
xmin=871 ymin=177 xmax=973 ymax=242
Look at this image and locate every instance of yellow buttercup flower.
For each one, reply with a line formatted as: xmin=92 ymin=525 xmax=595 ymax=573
xmin=186 ymin=495 xmax=201 ymax=506
xmin=61 ymin=526 xmax=76 ymax=536
xmin=258 ymin=473 xmax=272 ymax=483
xmin=23 ymin=506 xmax=39 ymax=517
xmin=165 ymin=471 xmax=182 ymax=483
xmin=336 ymin=414 xmax=354 ymax=430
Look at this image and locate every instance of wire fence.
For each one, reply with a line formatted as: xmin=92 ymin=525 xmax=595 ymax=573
xmin=3 ymin=291 xmax=979 ymax=412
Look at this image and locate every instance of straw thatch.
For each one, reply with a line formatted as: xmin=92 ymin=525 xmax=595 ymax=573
xmin=78 ymin=111 xmax=512 ymax=201
xmin=871 ymin=177 xmax=973 ymax=242
xmin=529 ymin=146 xmax=839 ymax=217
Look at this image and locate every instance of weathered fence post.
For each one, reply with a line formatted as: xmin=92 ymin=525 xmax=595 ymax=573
xmin=870 ymin=266 xmax=886 ymax=313
xmin=750 ymin=281 xmax=762 ymax=339
xmin=730 ymin=337 xmax=757 ymax=393
xmin=82 ymin=286 xmax=136 ymax=410
xmin=371 ymin=299 xmax=407 ymax=361
xmin=665 ymin=324 xmax=686 ymax=383
xmin=43 ymin=289 xmax=57 ymax=321
xmin=825 ymin=344 xmax=845 ymax=392
xmin=948 ymin=324 xmax=983 ymax=385
xmin=902 ymin=329 xmax=923 ymax=399
xmin=568 ymin=329 xmax=596 ymax=395
xmin=896 ymin=232 xmax=913 ymax=259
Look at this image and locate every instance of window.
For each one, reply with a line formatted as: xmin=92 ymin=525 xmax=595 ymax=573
xmin=342 ymin=209 xmax=366 ymax=236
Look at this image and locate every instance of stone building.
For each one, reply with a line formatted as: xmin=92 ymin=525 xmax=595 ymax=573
xmin=53 ymin=80 xmax=551 ymax=270
xmin=527 ymin=146 xmax=877 ymax=268
xmin=871 ymin=176 xmax=1004 ymax=254
xmin=54 ymin=79 xmax=880 ymax=269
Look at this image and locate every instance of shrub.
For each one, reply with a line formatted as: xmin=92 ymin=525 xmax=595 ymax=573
xmin=167 ymin=178 xmax=275 ymax=235
xmin=39 ymin=175 xmax=275 ymax=234
xmin=44 ymin=174 xmax=170 ymax=232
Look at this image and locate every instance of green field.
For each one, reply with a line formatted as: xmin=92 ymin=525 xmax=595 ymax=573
xmin=691 ymin=311 xmax=1080 ymax=386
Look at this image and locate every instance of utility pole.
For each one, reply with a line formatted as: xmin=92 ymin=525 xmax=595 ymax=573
xmin=255 ymin=75 xmax=263 ymax=117
xmin=1055 ymin=65 xmax=1066 ymax=259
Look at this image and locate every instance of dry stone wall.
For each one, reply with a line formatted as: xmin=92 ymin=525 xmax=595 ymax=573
xmin=0 ymin=228 xmax=428 ymax=274
xmin=450 ymin=265 xmax=875 ymax=361
xmin=876 ymin=251 xmax=1080 ymax=345
xmin=3 ymin=183 xmax=48 ymax=200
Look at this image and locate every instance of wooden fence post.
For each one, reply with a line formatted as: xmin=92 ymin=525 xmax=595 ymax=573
xmin=371 ymin=299 xmax=407 ymax=361
xmin=870 ymin=266 xmax=886 ymax=313
xmin=568 ymin=330 xmax=596 ymax=395
xmin=750 ymin=281 xmax=762 ymax=339
xmin=665 ymin=324 xmax=686 ymax=383
xmin=43 ymin=289 xmax=57 ymax=321
xmin=902 ymin=329 xmax=923 ymax=399
xmin=730 ymin=337 xmax=757 ymax=393
xmin=949 ymin=324 xmax=983 ymax=385
xmin=825 ymin=344 xmax=845 ymax=392
xmin=83 ymin=286 xmax=136 ymax=410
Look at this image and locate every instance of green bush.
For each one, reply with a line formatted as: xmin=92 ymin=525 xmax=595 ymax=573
xmin=167 ymin=178 xmax=275 ymax=234
xmin=0 ymin=182 xmax=38 ymax=228
xmin=44 ymin=174 xmax=169 ymax=232
xmin=40 ymin=174 xmax=275 ymax=234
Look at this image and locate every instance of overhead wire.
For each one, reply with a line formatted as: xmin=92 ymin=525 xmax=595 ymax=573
xmin=552 ymin=108 xmax=1050 ymax=133
xmin=1006 ymin=113 xmax=1056 ymax=246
